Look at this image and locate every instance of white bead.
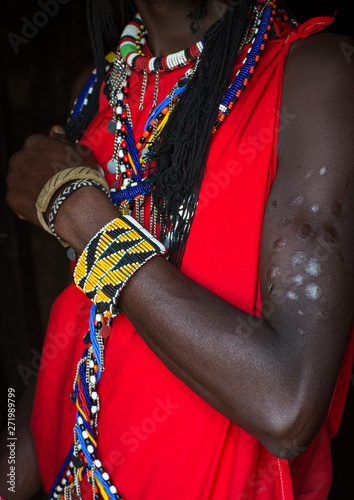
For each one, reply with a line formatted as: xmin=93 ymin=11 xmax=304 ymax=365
xmin=89 ymin=360 xmax=94 ymax=368
xmin=53 ymin=493 xmax=59 ymax=499
xmin=116 ymin=106 xmax=123 ymax=114
xmin=95 ymin=459 xmax=102 ymax=468
xmin=82 ymin=431 xmax=88 ymax=439
xmin=102 ymin=472 xmax=109 ymax=481
xmin=90 ymin=375 xmax=96 ymax=384
xmin=92 ymin=392 xmax=97 ymax=400
xmin=118 ymin=150 xmax=124 ymax=158
xmin=116 ymin=120 xmax=122 ymax=130
xmin=87 ymin=444 xmax=94 ymax=454
xmin=91 ymin=405 xmax=97 ymax=414
xmin=95 ymin=314 xmax=101 ymax=322
xmin=118 ymin=92 xmax=124 ymax=100
xmin=78 ymin=416 xmax=83 ymax=425
xmin=110 ymin=486 xmax=117 ymax=494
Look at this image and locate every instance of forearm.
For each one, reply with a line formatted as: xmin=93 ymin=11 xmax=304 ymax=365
xmin=118 ymin=256 xmax=309 ymax=457
xmin=54 ymin=189 xmax=315 ymax=458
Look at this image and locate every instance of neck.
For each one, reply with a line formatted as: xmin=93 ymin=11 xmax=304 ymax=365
xmin=133 ymin=0 xmax=228 ymax=56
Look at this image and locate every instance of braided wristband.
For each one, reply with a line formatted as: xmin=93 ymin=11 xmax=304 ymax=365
xmin=74 ymin=216 xmax=167 ymax=317
xmin=48 ymin=178 xmax=110 ymax=243
xmin=35 ymin=166 xmax=109 ymax=237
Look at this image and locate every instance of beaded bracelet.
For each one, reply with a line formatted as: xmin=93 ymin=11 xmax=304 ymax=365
xmin=74 ymin=216 xmax=167 ymax=317
xmin=35 ymin=166 xmax=109 ymax=238
xmin=48 ymin=178 xmax=110 ymax=244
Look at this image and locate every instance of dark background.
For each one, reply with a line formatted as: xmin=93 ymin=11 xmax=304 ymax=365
xmin=0 ymin=0 xmax=353 ymax=498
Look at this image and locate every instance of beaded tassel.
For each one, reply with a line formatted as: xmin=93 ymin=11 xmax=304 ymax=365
xmin=48 ymin=306 xmax=121 ymax=500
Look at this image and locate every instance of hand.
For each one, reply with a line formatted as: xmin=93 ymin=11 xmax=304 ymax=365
xmin=6 ymin=125 xmax=101 ymax=226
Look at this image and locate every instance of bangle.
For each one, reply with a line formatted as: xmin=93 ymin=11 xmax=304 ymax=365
xmin=48 ymin=178 xmax=110 ymax=245
xmin=74 ymin=216 xmax=167 ymax=317
xmin=35 ymin=166 xmax=109 ymax=237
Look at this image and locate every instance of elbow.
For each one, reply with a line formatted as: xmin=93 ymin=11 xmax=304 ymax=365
xmin=256 ymin=402 xmax=324 ymax=460
xmin=262 ymin=437 xmax=308 ymax=461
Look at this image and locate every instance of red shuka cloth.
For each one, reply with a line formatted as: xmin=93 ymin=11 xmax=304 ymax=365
xmin=32 ymin=16 xmax=354 ymax=500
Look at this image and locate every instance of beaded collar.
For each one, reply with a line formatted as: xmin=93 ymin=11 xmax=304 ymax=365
xmin=119 ymin=14 xmax=204 ymax=74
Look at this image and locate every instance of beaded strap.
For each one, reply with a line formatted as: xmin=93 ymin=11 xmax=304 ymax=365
xmin=74 ymin=216 xmax=167 ymax=317
xmin=48 ymin=178 xmax=110 ymax=241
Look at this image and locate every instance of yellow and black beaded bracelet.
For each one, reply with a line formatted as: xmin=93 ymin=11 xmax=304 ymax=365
xmin=74 ymin=216 xmax=167 ymax=317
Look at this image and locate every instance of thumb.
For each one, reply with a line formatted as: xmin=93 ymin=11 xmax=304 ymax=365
xmin=49 ymin=125 xmax=69 ymax=140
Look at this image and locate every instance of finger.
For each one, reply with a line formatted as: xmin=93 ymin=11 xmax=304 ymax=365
xmin=49 ymin=125 xmax=68 ymax=140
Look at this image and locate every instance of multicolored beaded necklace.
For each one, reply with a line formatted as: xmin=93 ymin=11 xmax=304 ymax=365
xmin=51 ymin=2 xmax=277 ymax=499
xmin=107 ymin=1 xmax=276 ymax=229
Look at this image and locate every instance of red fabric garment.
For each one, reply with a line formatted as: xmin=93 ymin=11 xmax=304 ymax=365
xmin=31 ymin=16 xmax=353 ymax=500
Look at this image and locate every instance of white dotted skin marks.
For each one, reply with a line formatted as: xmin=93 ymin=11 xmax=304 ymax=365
xmin=287 ymin=291 xmax=299 ymax=301
xmin=292 ymin=252 xmax=308 ymax=267
xmin=305 ymin=259 xmax=321 ymax=277
xmin=305 ymin=283 xmax=322 ymax=300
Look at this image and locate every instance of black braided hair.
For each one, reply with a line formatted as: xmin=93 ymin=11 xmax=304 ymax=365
xmin=65 ymin=0 xmax=136 ymax=141
xmin=67 ymin=0 xmax=254 ymax=267
xmin=148 ymin=0 xmax=252 ymax=266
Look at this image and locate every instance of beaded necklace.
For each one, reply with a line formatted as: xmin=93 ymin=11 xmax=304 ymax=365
xmin=51 ymin=2 xmax=278 ymax=499
xmin=107 ymin=1 xmax=276 ymax=229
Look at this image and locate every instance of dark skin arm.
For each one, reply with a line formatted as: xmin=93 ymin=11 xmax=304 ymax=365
xmin=6 ymin=33 xmax=354 ymax=460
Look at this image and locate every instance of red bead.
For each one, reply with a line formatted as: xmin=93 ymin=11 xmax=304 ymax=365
xmin=79 ymin=452 xmax=85 ymax=459
xmin=121 ymin=140 xmax=127 ymax=148
xmin=101 ymin=325 xmax=112 ymax=339
xmin=123 ymin=155 xmax=129 ymax=163
xmin=126 ymin=169 xmax=133 ymax=177
xmin=124 ymin=87 xmax=129 ymax=93
xmin=123 ymin=98 xmax=128 ymax=104
xmin=121 ymin=124 xmax=127 ymax=133
xmin=121 ymin=111 xmax=127 ymax=119
xmin=68 ymin=474 xmax=74 ymax=482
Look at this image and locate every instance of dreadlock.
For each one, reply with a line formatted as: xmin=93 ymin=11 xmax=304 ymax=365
xmin=66 ymin=0 xmax=253 ymax=266
xmin=148 ymin=0 xmax=251 ymax=265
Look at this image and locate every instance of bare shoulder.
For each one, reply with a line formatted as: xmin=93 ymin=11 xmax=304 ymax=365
xmin=278 ymin=32 xmax=354 ymax=169
xmin=281 ymin=32 xmax=354 ymax=108
xmin=286 ymin=31 xmax=354 ymax=76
